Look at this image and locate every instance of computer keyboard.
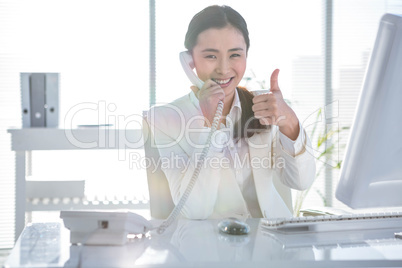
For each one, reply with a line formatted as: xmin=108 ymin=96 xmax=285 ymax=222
xmin=261 ymin=212 xmax=402 ymax=233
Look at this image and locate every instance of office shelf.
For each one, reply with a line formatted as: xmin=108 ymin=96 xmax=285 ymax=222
xmin=7 ymin=128 xmax=146 ymax=242
xmin=8 ymin=128 xmax=144 ymax=151
xmin=26 ymin=197 xmax=150 ymax=211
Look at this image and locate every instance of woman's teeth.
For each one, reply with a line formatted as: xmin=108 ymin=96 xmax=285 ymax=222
xmin=213 ymin=78 xmax=231 ymax=85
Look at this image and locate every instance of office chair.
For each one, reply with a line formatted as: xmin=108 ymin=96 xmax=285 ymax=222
xmin=142 ymin=112 xmax=175 ymax=219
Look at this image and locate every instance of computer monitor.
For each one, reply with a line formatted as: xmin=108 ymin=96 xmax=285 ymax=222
xmin=336 ymin=13 xmax=402 ymax=209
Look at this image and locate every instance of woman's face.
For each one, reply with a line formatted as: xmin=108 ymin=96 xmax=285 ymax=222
xmin=192 ymin=25 xmax=247 ymax=97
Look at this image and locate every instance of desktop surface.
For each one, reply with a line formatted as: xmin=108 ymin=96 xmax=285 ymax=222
xmin=4 ymin=219 xmax=402 ymax=268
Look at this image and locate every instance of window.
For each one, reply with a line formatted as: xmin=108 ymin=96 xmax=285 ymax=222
xmin=0 ymin=0 xmax=149 ymax=248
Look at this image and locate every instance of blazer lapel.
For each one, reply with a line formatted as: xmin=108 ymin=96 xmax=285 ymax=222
xmin=183 ymin=93 xmax=249 ymax=219
xmin=249 ymin=131 xmax=292 ymax=219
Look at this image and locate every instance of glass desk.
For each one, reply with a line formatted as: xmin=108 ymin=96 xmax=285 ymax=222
xmin=4 ymin=219 xmax=402 ymax=268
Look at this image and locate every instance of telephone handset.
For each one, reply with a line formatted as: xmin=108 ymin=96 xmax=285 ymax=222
xmin=179 ymin=51 xmax=204 ymax=89
xmin=155 ymin=52 xmax=224 ymax=234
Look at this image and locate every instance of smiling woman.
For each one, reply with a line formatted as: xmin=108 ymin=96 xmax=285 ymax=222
xmin=147 ymin=5 xmax=316 ymax=220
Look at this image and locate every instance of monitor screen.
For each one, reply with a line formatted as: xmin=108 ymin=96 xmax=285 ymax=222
xmin=336 ymin=13 xmax=402 ymax=209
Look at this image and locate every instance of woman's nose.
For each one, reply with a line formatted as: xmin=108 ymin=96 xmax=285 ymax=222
xmin=216 ymin=58 xmax=230 ymax=75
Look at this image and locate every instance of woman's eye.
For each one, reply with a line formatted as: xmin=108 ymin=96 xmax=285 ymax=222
xmin=231 ymin=53 xmax=241 ymax=58
xmin=205 ymin=55 xmax=217 ymax=59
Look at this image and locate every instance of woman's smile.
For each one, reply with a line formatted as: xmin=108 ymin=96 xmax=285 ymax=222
xmin=211 ymin=77 xmax=234 ymax=88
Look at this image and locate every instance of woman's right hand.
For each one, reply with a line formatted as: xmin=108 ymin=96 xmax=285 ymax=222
xmin=191 ymin=79 xmax=225 ymax=127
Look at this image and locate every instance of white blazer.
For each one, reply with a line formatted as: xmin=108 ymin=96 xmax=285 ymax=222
xmin=148 ymin=91 xmax=316 ymax=219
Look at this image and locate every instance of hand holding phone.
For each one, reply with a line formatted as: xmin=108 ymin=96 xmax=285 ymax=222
xmin=180 ymin=51 xmax=224 ymax=126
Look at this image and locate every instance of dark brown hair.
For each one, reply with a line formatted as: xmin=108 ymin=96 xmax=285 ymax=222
xmin=184 ymin=5 xmax=250 ymax=52
xmin=235 ymin=87 xmax=269 ymax=139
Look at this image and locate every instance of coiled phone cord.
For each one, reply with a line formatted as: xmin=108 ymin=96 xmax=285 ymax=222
xmin=156 ymin=101 xmax=224 ymax=234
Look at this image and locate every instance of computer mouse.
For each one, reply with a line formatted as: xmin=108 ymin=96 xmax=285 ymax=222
xmin=218 ymin=217 xmax=250 ymax=235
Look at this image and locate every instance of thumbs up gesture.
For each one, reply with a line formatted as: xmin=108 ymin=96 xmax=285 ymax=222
xmin=252 ymin=69 xmax=300 ymax=140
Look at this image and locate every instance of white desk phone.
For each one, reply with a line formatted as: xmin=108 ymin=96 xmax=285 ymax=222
xmin=60 ymin=51 xmax=227 ymax=245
